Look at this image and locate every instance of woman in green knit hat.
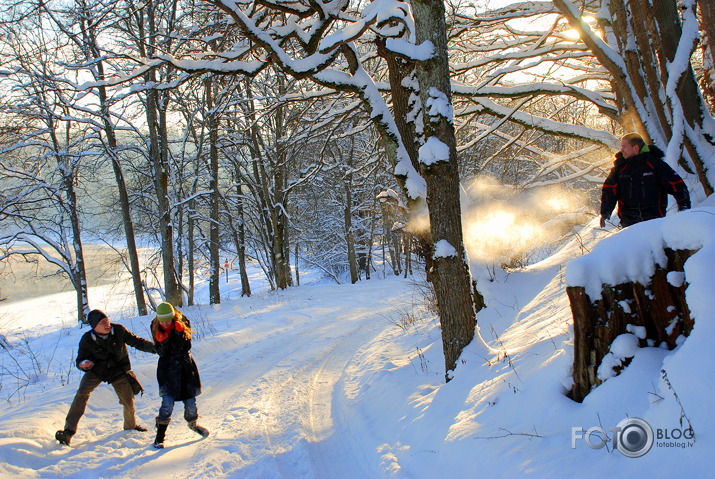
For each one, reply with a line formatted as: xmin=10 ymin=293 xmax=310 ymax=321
xmin=150 ymin=301 xmax=209 ymax=448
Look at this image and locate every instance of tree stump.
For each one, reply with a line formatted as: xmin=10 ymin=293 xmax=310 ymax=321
xmin=567 ymin=248 xmax=695 ymax=402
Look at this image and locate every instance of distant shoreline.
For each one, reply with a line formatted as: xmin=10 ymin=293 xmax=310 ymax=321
xmin=0 ymin=244 xmax=134 ymax=303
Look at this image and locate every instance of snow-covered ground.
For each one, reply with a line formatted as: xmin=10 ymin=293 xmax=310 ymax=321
xmin=0 ymin=207 xmax=712 ymax=478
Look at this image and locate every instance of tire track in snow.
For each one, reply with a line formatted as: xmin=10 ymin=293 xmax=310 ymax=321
xmin=166 ymin=283 xmax=409 ymax=479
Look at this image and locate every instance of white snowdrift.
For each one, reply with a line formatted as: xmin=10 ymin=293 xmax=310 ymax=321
xmin=0 ymin=209 xmax=712 ymax=477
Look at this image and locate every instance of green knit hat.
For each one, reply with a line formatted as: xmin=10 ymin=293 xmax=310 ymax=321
xmin=156 ymin=302 xmax=175 ymax=322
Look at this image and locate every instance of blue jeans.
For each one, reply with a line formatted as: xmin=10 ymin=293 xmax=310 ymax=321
xmin=157 ymin=395 xmax=198 ymax=424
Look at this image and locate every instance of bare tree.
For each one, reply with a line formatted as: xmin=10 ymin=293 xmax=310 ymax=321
xmin=119 ymin=0 xmax=184 ymax=305
xmin=42 ymin=0 xmax=149 ymax=315
xmin=0 ymin=10 xmax=91 ymax=323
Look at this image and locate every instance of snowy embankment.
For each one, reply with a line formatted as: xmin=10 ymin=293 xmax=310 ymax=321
xmin=0 ymin=209 xmax=713 ymax=477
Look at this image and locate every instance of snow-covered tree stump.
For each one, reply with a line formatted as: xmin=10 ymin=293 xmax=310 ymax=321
xmin=567 ymin=248 xmax=695 ymax=402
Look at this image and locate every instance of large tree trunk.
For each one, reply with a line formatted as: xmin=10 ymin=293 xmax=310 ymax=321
xmin=140 ymin=4 xmax=181 ymax=306
xmin=412 ymin=0 xmax=479 ymax=379
xmin=147 ymin=86 xmax=181 ymax=306
xmin=62 ymin=153 xmax=89 ymax=324
xmin=648 ymin=0 xmax=711 ymax=189
xmin=375 ymin=39 xmax=422 ymax=173
xmin=206 ymin=78 xmax=221 ymax=304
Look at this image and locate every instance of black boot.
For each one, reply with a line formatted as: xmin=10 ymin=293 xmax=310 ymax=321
xmin=153 ymin=423 xmax=168 ymax=449
xmin=55 ymin=429 xmax=74 ymax=446
xmin=188 ymin=420 xmax=209 ymax=438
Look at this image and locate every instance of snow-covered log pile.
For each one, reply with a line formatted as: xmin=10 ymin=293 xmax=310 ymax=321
xmin=564 ymin=204 xmax=715 ymax=402
xmin=566 ymin=247 xmax=695 ymax=402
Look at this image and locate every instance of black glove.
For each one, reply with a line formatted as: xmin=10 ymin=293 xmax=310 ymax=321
xmin=599 ymin=215 xmax=606 ymax=228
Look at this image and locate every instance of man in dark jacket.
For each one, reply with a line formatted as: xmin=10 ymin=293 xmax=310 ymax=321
xmin=601 ymin=133 xmax=690 ymax=227
xmin=55 ymin=310 xmax=156 ymax=446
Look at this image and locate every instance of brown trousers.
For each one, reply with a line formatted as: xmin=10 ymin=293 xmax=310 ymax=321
xmin=64 ymin=371 xmax=137 ymax=433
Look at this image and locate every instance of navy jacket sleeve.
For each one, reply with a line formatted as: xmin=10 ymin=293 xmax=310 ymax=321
xmin=600 ymin=159 xmax=620 ymax=217
xmin=117 ymin=324 xmax=157 ymax=354
xmin=654 ymin=159 xmax=690 ymax=211
xmin=75 ymin=333 xmax=94 ymax=369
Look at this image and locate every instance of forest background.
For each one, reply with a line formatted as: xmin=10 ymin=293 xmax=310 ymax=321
xmin=1 ymin=0 xmax=714 ymax=379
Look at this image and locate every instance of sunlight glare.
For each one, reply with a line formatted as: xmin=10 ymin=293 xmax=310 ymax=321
xmin=462 ymin=178 xmax=591 ymax=267
xmin=465 ymin=208 xmax=544 ymax=266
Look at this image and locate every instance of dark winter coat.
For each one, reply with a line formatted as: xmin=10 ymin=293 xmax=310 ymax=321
xmin=75 ymin=323 xmax=156 ymax=383
xmin=152 ymin=314 xmax=202 ymax=401
xmin=601 ymin=145 xmax=690 ymax=227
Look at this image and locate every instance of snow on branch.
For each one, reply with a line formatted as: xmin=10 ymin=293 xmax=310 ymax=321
xmin=0 ymin=234 xmax=73 ymax=279
xmin=383 ymin=38 xmax=434 ymax=61
xmin=426 ymin=88 xmax=454 ymax=124
xmin=469 ymin=1 xmax=559 ymax=23
xmin=664 ymin=0 xmax=708 ymax=165
xmin=455 ymin=83 xmax=617 ymax=120
xmin=319 ymin=0 xmax=414 ymax=53
xmin=418 ymin=137 xmax=450 ymax=166
xmin=155 ymin=56 xmax=267 ymax=77
xmin=433 ymin=239 xmax=457 ymax=259
xmin=457 ymin=95 xmax=618 ymax=148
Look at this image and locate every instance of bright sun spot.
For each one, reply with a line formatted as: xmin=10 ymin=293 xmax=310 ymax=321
xmin=482 ymin=210 xmax=516 ymax=237
xmin=462 ymin=179 xmax=591 ymax=267
xmin=545 ymin=196 xmax=569 ymax=212
xmin=465 ymin=208 xmax=545 ymax=266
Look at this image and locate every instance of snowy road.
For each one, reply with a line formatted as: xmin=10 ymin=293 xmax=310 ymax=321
xmin=3 ymin=218 xmax=714 ymax=478
xmin=0 ymin=278 xmax=417 ymax=478
xmin=184 ymin=292 xmax=388 ymax=478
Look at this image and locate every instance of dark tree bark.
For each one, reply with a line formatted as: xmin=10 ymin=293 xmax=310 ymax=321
xmin=412 ymin=0 xmax=479 ymax=379
xmin=568 ymin=248 xmax=695 ymax=402
xmin=206 ymin=78 xmax=221 ymax=304
xmin=138 ymin=1 xmax=182 ymax=306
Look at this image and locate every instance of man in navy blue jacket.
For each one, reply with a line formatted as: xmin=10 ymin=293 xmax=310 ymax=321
xmin=601 ymin=133 xmax=690 ymax=227
xmin=55 ymin=310 xmax=156 ymax=446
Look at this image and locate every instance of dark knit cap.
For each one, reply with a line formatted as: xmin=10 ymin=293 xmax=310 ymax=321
xmin=87 ymin=310 xmax=108 ymax=329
